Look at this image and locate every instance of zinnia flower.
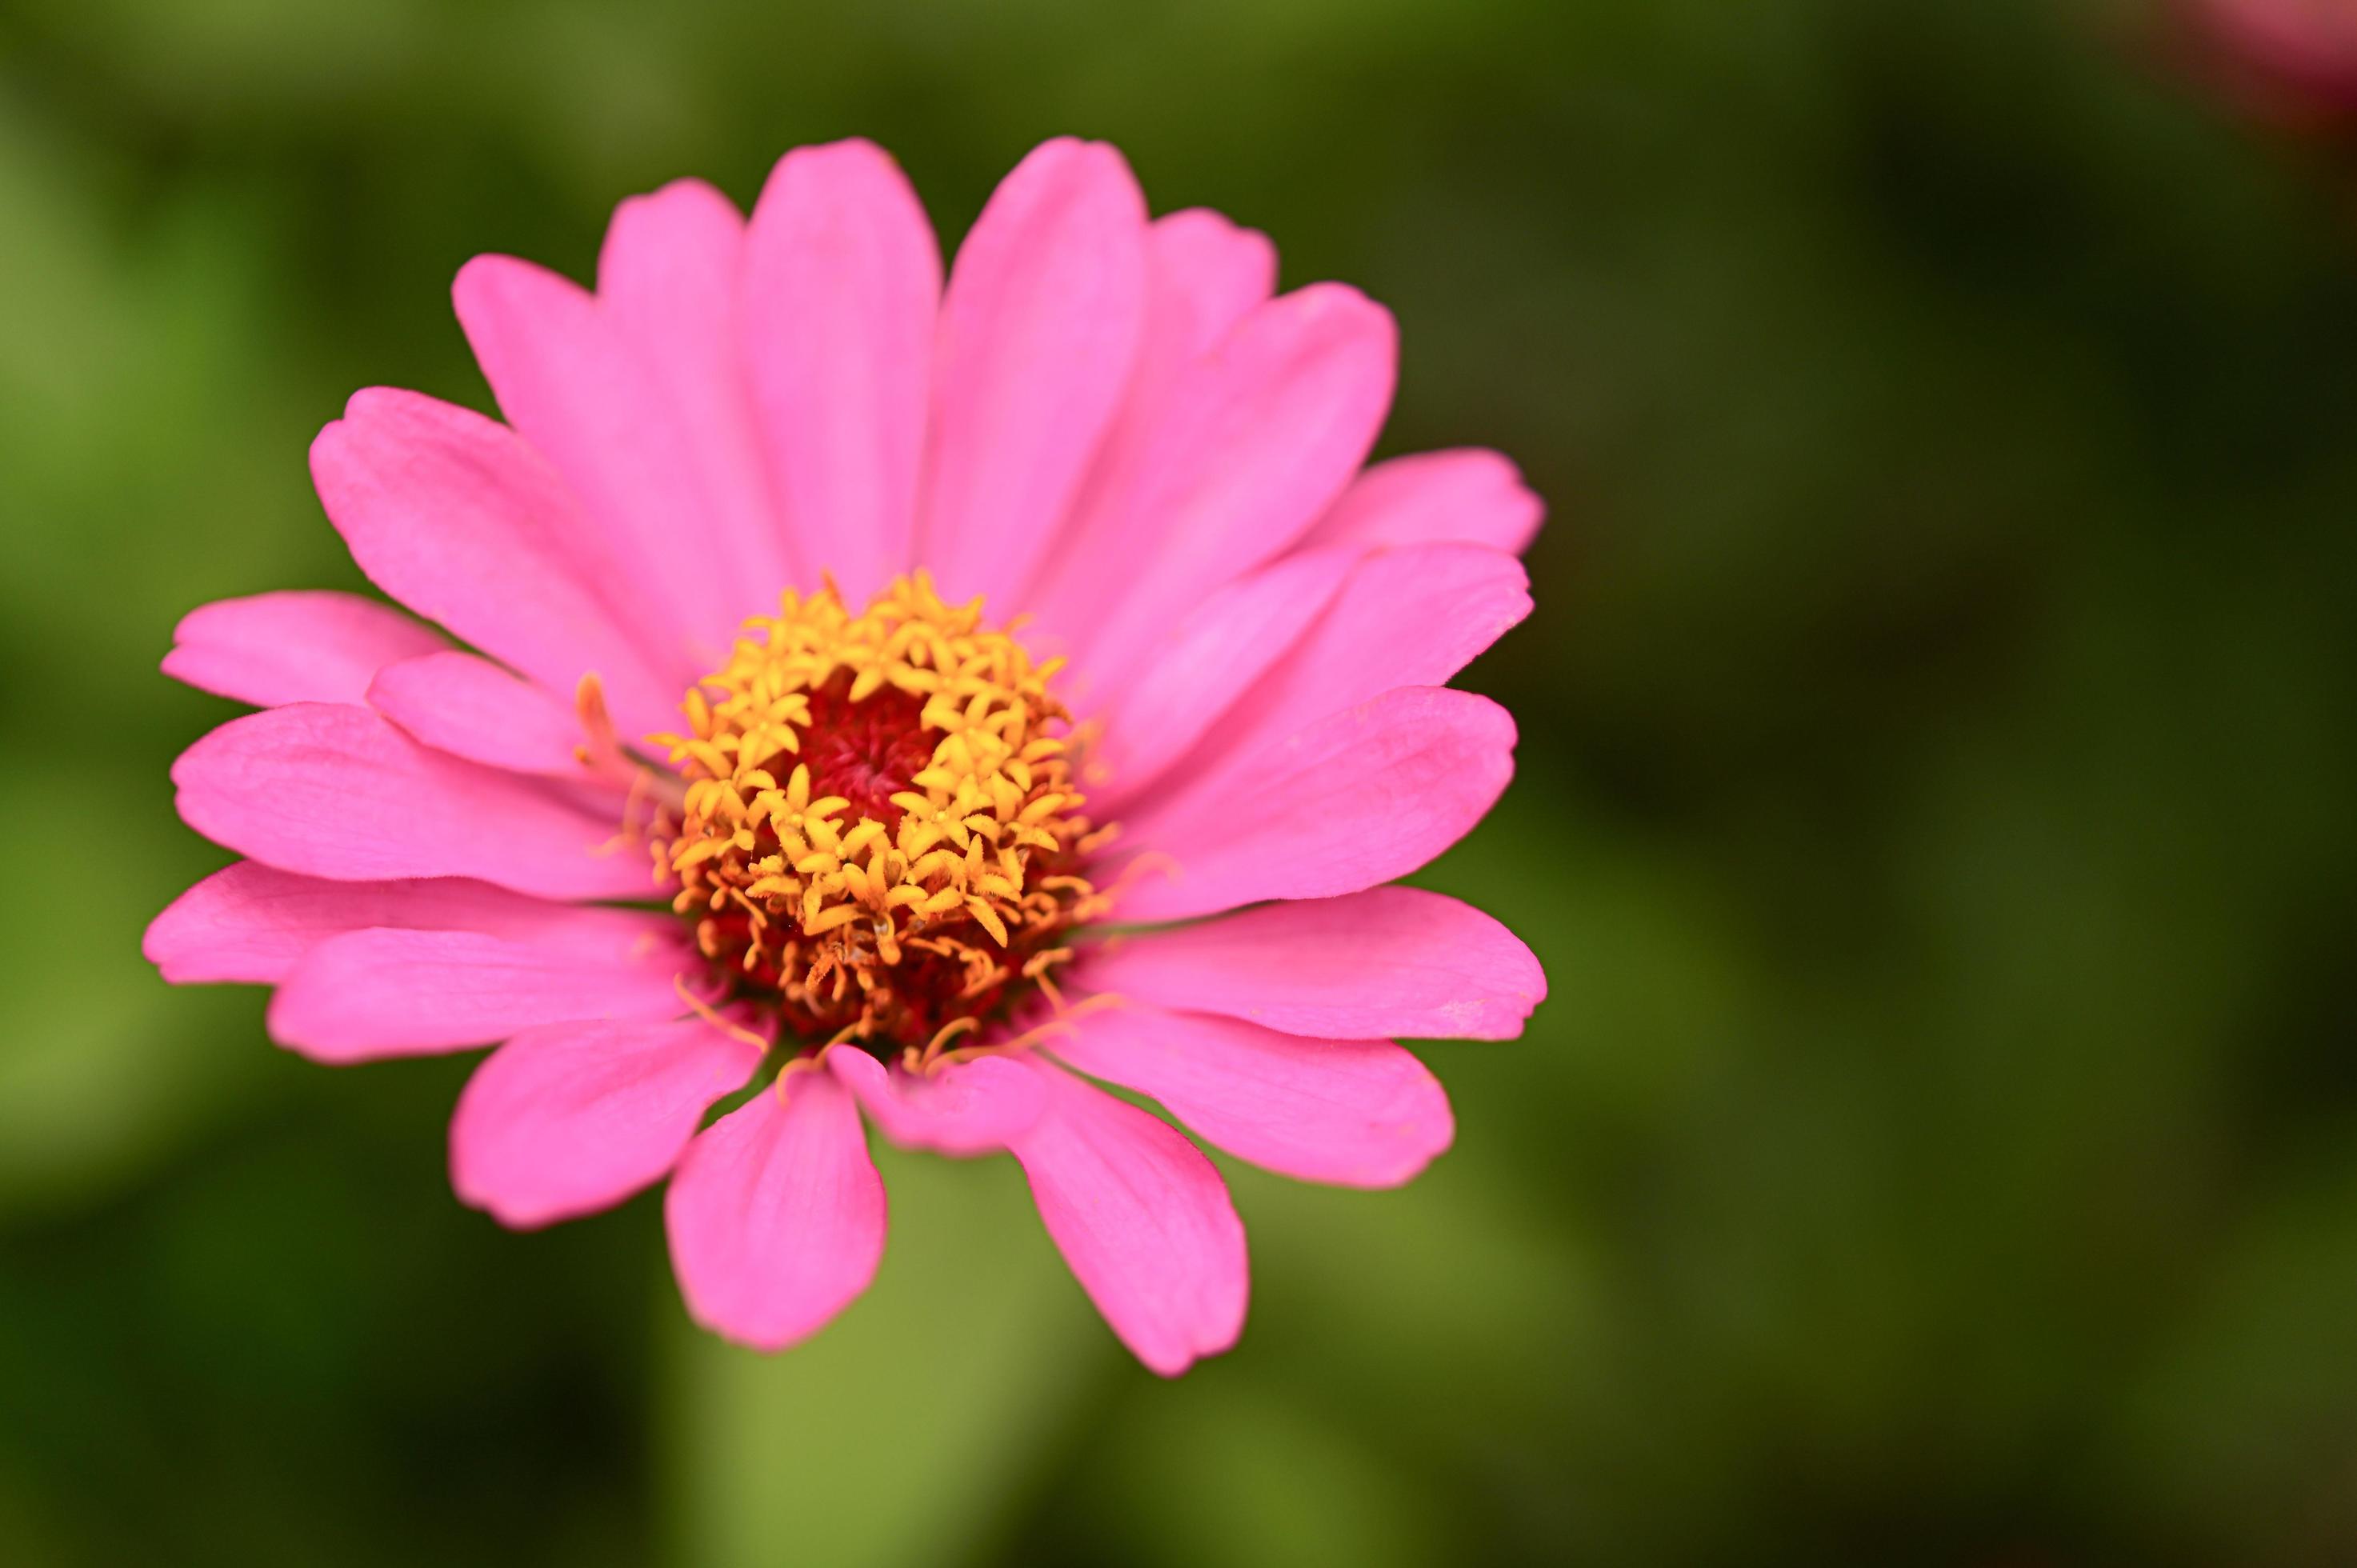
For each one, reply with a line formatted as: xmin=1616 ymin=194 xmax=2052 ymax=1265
xmin=145 ymin=138 xmax=1545 ymax=1374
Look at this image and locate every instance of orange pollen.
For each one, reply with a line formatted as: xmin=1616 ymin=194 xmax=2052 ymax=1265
xmin=645 ymin=572 xmax=1114 ymax=1061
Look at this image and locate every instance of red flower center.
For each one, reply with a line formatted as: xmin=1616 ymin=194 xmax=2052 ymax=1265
xmin=793 ymin=682 xmax=937 ymax=831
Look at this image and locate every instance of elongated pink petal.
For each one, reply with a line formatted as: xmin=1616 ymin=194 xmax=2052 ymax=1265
xmin=266 ymin=923 xmax=694 ymax=1062
xmin=1022 ymin=208 xmax=1276 ymax=654
xmin=451 ymin=1015 xmax=766 ymax=1229
xmin=1113 ymin=686 xmax=1516 ymax=924
xmin=918 ymin=138 xmax=1148 ymax=609
xmin=1275 ymin=543 xmax=1532 ymax=706
xmin=1137 ymin=208 xmax=1282 ymax=378
xmin=171 ymin=703 xmax=652 ymax=902
xmin=1088 ymin=547 xmax=1355 ymax=811
xmin=310 ymin=387 xmax=680 ymax=741
xmin=367 ymin=651 xmax=596 ymax=779
xmin=826 ymin=1047 xmax=1045 ymax=1155
xmin=1078 ymin=886 xmax=1544 ymax=1042
xmin=1153 ymin=542 xmax=1529 ymax=805
xmin=597 ymin=178 xmax=795 ymax=608
xmin=1005 ymin=1055 xmax=1247 ymax=1376
xmin=162 ymin=591 xmax=446 ymax=708
xmin=665 ymin=1072 xmax=886 ymax=1352
xmin=744 ymin=139 xmax=940 ymax=604
xmin=1049 ymin=1000 xmax=1453 ymax=1187
xmin=1099 ymin=210 xmax=1283 ymax=474
xmin=1295 ymin=448 xmax=1544 ymax=556
xmin=143 ymin=862 xmax=647 ymax=986
xmin=454 ymin=254 xmax=753 ymax=668
xmin=1064 ymin=283 xmax=1397 ymax=690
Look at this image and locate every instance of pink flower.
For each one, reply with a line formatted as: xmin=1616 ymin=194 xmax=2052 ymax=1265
xmin=145 ymin=138 xmax=1546 ymax=1375
xmin=2183 ymin=0 xmax=2357 ymax=124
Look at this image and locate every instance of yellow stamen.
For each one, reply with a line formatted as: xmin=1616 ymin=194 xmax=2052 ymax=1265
xmin=670 ymin=974 xmax=772 ymax=1053
xmin=646 ymin=573 xmax=1112 ymax=1052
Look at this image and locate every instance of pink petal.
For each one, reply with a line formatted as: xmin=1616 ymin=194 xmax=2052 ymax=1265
xmin=1062 ymin=284 xmax=1398 ymax=692
xmin=1087 ymin=546 xmax=1355 ymax=812
xmin=451 ymin=1014 xmax=766 ymax=1229
xmin=162 ymin=591 xmax=447 ymax=708
xmin=1263 ymin=542 xmax=1531 ymax=709
xmin=825 ymin=1046 xmax=1045 ymax=1155
xmin=310 ymin=387 xmax=681 ymax=742
xmin=1004 ymin=1055 xmax=1247 ymax=1376
xmin=1151 ymin=542 xmax=1530 ymax=807
xmin=1021 ymin=207 xmax=1275 ymax=654
xmin=367 ymin=651 xmax=598 ymax=779
xmin=1295 ymin=449 xmax=1545 ymax=556
xmin=171 ymin=703 xmax=653 ymax=902
xmin=597 ymin=178 xmax=795 ymax=610
xmin=143 ymin=862 xmax=645 ymax=985
xmin=918 ymin=138 xmax=1148 ymax=610
xmin=665 ymin=1071 xmax=886 ymax=1352
xmin=743 ymin=139 xmax=940 ymax=606
xmin=1136 ymin=208 xmax=1282 ymax=380
xmin=1112 ymin=686 xmax=1517 ymax=924
xmin=1077 ymin=886 xmax=1544 ymax=1042
xmin=266 ymin=922 xmax=694 ymax=1062
xmin=1049 ymin=1000 xmax=1453 ymax=1188
xmin=454 ymin=254 xmax=754 ymax=669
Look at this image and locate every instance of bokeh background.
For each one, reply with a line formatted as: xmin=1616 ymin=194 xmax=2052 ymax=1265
xmin=6 ymin=0 xmax=2357 ymax=1562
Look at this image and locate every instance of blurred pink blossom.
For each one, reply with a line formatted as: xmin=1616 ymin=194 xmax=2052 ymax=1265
xmin=2187 ymin=0 xmax=2357 ymax=125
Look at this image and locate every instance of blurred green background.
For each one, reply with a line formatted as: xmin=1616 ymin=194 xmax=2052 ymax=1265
xmin=6 ymin=0 xmax=2357 ymax=1562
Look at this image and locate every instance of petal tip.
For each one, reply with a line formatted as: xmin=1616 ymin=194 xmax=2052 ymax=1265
xmin=140 ymin=891 xmax=202 ymax=981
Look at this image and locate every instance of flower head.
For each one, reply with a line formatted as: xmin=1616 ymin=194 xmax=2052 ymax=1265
xmin=146 ymin=137 xmax=1546 ymax=1374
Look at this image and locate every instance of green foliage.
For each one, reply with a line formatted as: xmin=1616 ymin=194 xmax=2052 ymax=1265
xmin=2 ymin=0 xmax=2355 ymax=1561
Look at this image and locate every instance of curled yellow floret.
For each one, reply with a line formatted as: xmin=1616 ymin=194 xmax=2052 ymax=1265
xmin=649 ymin=572 xmax=1111 ymax=1058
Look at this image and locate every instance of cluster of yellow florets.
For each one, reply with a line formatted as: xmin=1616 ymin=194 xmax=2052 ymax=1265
xmin=648 ymin=573 xmax=1110 ymax=1058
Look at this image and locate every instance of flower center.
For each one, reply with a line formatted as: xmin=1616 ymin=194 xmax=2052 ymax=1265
xmin=648 ymin=574 xmax=1111 ymax=1064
